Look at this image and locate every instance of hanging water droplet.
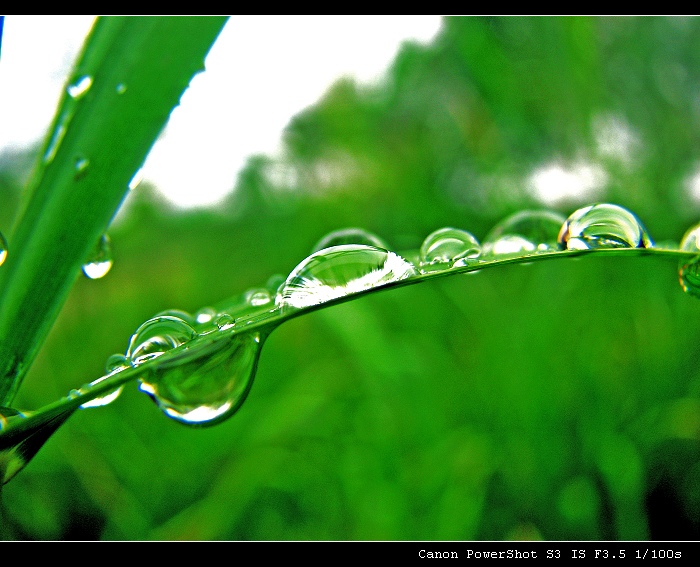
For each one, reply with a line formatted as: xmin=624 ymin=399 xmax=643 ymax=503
xmin=138 ymin=332 xmax=263 ymax=426
xmin=483 ymin=210 xmax=566 ymax=258
xmin=74 ymin=156 xmax=90 ymax=180
xmin=80 ymin=354 xmax=128 ymax=409
xmin=419 ymin=227 xmax=481 ymax=273
xmin=277 ymin=244 xmax=417 ymax=311
xmin=558 ymin=204 xmax=654 ymax=250
xmin=126 ymin=315 xmax=196 ymax=366
xmin=678 ymin=223 xmax=700 ymax=298
xmin=245 ymin=288 xmax=272 ymax=307
xmin=116 ymin=83 xmax=127 ymax=94
xmin=0 ymin=231 xmax=8 ymax=267
xmin=311 ymin=228 xmax=389 ymax=254
xmin=66 ymin=75 xmax=93 ymax=99
xmin=82 ymin=234 xmax=113 ymax=279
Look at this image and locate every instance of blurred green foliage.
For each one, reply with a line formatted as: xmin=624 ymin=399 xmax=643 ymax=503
xmin=2 ymin=16 xmax=700 ymax=540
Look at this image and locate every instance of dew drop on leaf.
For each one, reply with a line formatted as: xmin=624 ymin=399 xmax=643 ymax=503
xmin=0 ymin=231 xmax=8 ymax=267
xmin=483 ymin=210 xmax=566 ymax=258
xmin=311 ymin=228 xmax=389 ymax=253
xmin=80 ymin=354 xmax=128 ymax=409
xmin=116 ymin=83 xmax=127 ymax=94
xmin=419 ymin=227 xmax=481 ymax=273
xmin=126 ymin=315 xmax=196 ymax=366
xmin=678 ymin=223 xmax=700 ymax=298
xmin=138 ymin=331 xmax=263 ymax=426
xmin=82 ymin=234 xmax=112 ymax=279
xmin=557 ymin=203 xmax=653 ymax=250
xmin=245 ymin=288 xmax=272 ymax=307
xmin=66 ymin=75 xmax=93 ymax=99
xmin=74 ymin=156 xmax=90 ymax=180
xmin=194 ymin=307 xmax=217 ymax=325
xmin=276 ymin=244 xmax=417 ymax=311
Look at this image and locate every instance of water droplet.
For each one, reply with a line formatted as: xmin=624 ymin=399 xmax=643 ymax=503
xmin=0 ymin=231 xmax=8 ymax=267
xmin=80 ymin=354 xmax=127 ymax=409
xmin=311 ymin=228 xmax=389 ymax=253
xmin=82 ymin=234 xmax=112 ymax=279
xmin=216 ymin=314 xmax=235 ymax=330
xmin=43 ymin=118 xmax=67 ymax=163
xmin=116 ymin=83 xmax=127 ymax=94
xmin=483 ymin=210 xmax=566 ymax=257
xmin=74 ymin=156 xmax=90 ymax=180
xmin=128 ymin=168 xmax=144 ymax=191
xmin=194 ymin=307 xmax=217 ymax=325
xmin=138 ymin=332 xmax=263 ymax=426
xmin=678 ymin=223 xmax=700 ymax=298
xmin=66 ymin=75 xmax=93 ymax=99
xmin=558 ymin=204 xmax=653 ymax=250
xmin=126 ymin=316 xmax=196 ymax=366
xmin=245 ymin=288 xmax=272 ymax=307
xmin=156 ymin=309 xmax=195 ymax=324
xmin=419 ymin=227 xmax=481 ymax=272
xmin=277 ymin=244 xmax=417 ymax=311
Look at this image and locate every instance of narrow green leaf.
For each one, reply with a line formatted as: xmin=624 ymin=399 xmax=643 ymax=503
xmin=0 ymin=16 xmax=228 ymax=404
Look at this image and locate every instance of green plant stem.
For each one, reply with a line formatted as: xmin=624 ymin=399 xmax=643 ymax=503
xmin=0 ymin=245 xmax=695 ymax=441
xmin=0 ymin=17 xmax=228 ymax=405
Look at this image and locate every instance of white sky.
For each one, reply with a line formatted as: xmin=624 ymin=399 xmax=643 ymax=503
xmin=0 ymin=16 xmax=443 ymax=209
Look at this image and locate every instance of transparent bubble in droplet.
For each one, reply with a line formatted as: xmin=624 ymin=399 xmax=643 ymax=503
xmin=311 ymin=228 xmax=389 ymax=254
xmin=67 ymin=75 xmax=93 ymax=99
xmin=678 ymin=223 xmax=700 ymax=298
xmin=483 ymin=210 xmax=567 ymax=258
xmin=558 ymin=203 xmax=653 ymax=250
xmin=245 ymin=288 xmax=272 ymax=307
xmin=419 ymin=227 xmax=481 ymax=273
xmin=80 ymin=354 xmax=128 ymax=409
xmin=126 ymin=315 xmax=196 ymax=366
xmin=138 ymin=332 xmax=262 ymax=426
xmin=82 ymin=234 xmax=113 ymax=279
xmin=276 ymin=244 xmax=417 ymax=312
xmin=0 ymin=231 xmax=8 ymax=267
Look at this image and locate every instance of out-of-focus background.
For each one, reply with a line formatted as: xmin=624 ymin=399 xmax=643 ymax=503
xmin=2 ymin=16 xmax=700 ymax=540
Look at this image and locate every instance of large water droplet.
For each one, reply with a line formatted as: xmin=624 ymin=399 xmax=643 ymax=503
xmin=311 ymin=228 xmax=390 ymax=254
xmin=419 ymin=227 xmax=481 ymax=272
xmin=558 ymin=204 xmax=653 ymax=250
xmin=0 ymin=231 xmax=8 ymax=267
xmin=66 ymin=75 xmax=93 ymax=99
xmin=80 ymin=354 xmax=128 ymax=409
xmin=276 ymin=244 xmax=417 ymax=311
xmin=483 ymin=210 xmax=566 ymax=257
xmin=126 ymin=315 xmax=196 ymax=366
xmin=138 ymin=332 xmax=263 ymax=426
xmin=82 ymin=234 xmax=112 ymax=279
xmin=678 ymin=223 xmax=700 ymax=298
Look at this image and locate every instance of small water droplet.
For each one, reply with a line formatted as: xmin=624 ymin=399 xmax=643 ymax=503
xmin=678 ymin=223 xmax=700 ymax=297
xmin=43 ymin=118 xmax=67 ymax=163
xmin=138 ymin=332 xmax=263 ymax=426
xmin=419 ymin=227 xmax=481 ymax=273
xmin=66 ymin=75 xmax=93 ymax=99
xmin=80 ymin=354 xmax=128 ymax=409
xmin=311 ymin=228 xmax=390 ymax=253
xmin=558 ymin=204 xmax=653 ymax=250
xmin=194 ymin=307 xmax=217 ymax=325
xmin=216 ymin=314 xmax=235 ymax=330
xmin=116 ymin=83 xmax=127 ymax=94
xmin=126 ymin=315 xmax=196 ymax=366
xmin=0 ymin=231 xmax=8 ymax=267
xmin=245 ymin=288 xmax=272 ymax=307
xmin=82 ymin=234 xmax=113 ymax=279
xmin=74 ymin=156 xmax=90 ymax=180
xmin=277 ymin=244 xmax=417 ymax=311
xmin=483 ymin=210 xmax=566 ymax=258
xmin=128 ymin=168 xmax=144 ymax=191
